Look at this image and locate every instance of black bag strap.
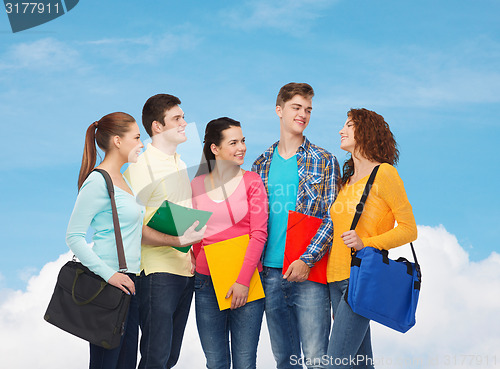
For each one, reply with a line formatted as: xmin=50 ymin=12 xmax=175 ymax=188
xmin=350 ymin=165 xmax=380 ymax=231
xmin=92 ymin=169 xmax=127 ymax=272
xmin=349 ymin=165 xmax=421 ymax=282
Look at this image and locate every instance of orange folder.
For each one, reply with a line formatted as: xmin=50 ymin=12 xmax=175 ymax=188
xmin=283 ymin=210 xmax=328 ymax=284
xmin=204 ymin=234 xmax=265 ymax=310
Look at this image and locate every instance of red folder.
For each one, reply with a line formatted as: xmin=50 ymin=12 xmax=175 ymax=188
xmin=283 ymin=210 xmax=328 ymax=284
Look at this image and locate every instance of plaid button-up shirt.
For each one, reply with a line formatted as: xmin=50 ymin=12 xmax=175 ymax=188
xmin=252 ymin=137 xmax=340 ymax=267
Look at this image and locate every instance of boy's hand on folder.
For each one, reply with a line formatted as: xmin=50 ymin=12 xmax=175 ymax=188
xmin=179 ymin=221 xmax=207 ymax=247
xmin=226 ymin=282 xmax=249 ymax=310
xmin=283 ymin=259 xmax=310 ymax=282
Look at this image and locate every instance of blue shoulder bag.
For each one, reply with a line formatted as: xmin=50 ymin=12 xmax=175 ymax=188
xmin=345 ymin=165 xmax=422 ymax=333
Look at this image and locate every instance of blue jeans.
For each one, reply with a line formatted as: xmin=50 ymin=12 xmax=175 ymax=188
xmin=262 ymin=267 xmax=331 ymax=369
xmin=138 ymin=271 xmax=194 ymax=369
xmin=194 ymin=273 xmax=264 ymax=369
xmin=90 ymin=274 xmax=139 ymax=369
xmin=326 ymin=279 xmax=374 ymax=369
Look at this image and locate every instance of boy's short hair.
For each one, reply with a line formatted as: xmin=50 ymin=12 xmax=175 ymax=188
xmin=276 ymin=82 xmax=314 ymax=107
xmin=142 ymin=94 xmax=181 ymax=136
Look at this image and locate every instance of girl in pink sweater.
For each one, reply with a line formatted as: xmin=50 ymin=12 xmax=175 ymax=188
xmin=191 ymin=117 xmax=268 ymax=369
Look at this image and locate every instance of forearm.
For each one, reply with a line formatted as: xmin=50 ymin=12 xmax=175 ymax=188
xmin=141 ymin=225 xmax=183 ymax=247
xmin=236 ymin=229 xmax=267 ymax=286
xmin=362 ymin=220 xmax=417 ymax=250
xmin=236 ymin=177 xmax=269 ymax=286
xmin=66 ymin=234 xmax=116 ymax=281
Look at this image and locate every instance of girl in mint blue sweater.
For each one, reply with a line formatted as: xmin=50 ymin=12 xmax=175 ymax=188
xmin=66 ymin=112 xmax=144 ymax=369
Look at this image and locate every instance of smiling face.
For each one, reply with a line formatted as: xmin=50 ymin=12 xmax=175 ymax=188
xmin=211 ymin=126 xmax=246 ymax=166
xmin=276 ymin=94 xmax=312 ymax=136
xmin=119 ymin=122 xmax=143 ymax=163
xmin=155 ymin=105 xmax=187 ymax=145
xmin=339 ymin=117 xmax=356 ymax=153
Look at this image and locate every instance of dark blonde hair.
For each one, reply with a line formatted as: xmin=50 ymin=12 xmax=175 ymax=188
xmin=78 ymin=112 xmax=136 ymax=189
xmin=341 ymin=108 xmax=399 ymax=187
xmin=276 ymin=82 xmax=314 ymax=107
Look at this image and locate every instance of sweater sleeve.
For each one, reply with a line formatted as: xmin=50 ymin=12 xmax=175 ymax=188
xmin=236 ymin=173 xmax=268 ymax=286
xmin=65 ymin=173 xmax=117 ymax=282
xmin=361 ymin=164 xmax=417 ymax=250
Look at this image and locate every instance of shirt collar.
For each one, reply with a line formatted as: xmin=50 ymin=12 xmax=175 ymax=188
xmin=146 ymin=143 xmax=180 ymax=162
xmin=297 ymin=136 xmax=311 ymax=152
xmin=262 ymin=136 xmax=310 ymax=161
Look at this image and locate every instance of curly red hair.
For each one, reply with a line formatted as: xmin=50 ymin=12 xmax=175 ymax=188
xmin=341 ymin=108 xmax=399 ymax=186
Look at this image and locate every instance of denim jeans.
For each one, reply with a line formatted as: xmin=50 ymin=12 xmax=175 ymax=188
xmin=137 ymin=271 xmax=194 ymax=369
xmin=90 ymin=274 xmax=139 ymax=369
xmin=194 ymin=273 xmax=264 ymax=369
xmin=326 ymin=279 xmax=374 ymax=369
xmin=262 ymin=267 xmax=331 ymax=369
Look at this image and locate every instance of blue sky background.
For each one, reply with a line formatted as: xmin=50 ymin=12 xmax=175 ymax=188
xmin=0 ymin=0 xmax=499 ymax=291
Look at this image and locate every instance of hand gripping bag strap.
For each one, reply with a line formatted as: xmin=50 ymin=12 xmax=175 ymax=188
xmin=92 ymin=169 xmax=127 ymax=272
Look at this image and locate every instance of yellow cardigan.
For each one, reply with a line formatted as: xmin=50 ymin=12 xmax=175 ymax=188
xmin=326 ymin=163 xmax=417 ymax=283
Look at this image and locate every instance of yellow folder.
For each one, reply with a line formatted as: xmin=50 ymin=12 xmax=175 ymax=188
xmin=204 ymin=234 xmax=265 ymax=311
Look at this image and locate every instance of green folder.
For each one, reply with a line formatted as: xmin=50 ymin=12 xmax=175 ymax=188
xmin=147 ymin=200 xmax=212 ymax=253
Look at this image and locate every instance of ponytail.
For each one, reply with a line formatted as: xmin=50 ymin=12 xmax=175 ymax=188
xmin=78 ymin=122 xmax=98 ymax=189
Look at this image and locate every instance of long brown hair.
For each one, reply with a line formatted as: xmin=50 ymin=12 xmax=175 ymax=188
xmin=77 ymin=112 xmax=136 ymax=189
xmin=195 ymin=117 xmax=241 ymax=177
xmin=341 ymin=108 xmax=399 ymax=187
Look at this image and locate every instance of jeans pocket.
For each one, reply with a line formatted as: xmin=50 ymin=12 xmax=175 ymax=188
xmin=194 ymin=274 xmax=209 ymax=291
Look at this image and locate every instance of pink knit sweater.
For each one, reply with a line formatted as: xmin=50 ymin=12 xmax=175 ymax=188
xmin=191 ymin=171 xmax=268 ymax=287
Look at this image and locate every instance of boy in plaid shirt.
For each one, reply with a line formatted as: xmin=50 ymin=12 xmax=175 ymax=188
xmin=253 ymin=83 xmax=340 ymax=369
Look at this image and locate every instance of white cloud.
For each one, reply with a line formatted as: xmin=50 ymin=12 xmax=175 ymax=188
xmin=222 ymin=0 xmax=339 ymax=34
xmin=0 ymin=38 xmax=82 ymax=71
xmin=1 ymin=225 xmax=499 ymax=368
xmin=83 ymin=32 xmax=201 ymax=65
xmin=17 ymin=267 xmax=39 ymax=283
xmin=0 ymin=252 xmax=87 ymax=368
xmin=371 ymin=225 xmax=500 ymax=368
xmin=0 ymin=32 xmax=200 ymax=74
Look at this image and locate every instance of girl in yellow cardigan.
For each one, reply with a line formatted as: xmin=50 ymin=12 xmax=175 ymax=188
xmin=326 ymin=109 xmax=417 ymax=368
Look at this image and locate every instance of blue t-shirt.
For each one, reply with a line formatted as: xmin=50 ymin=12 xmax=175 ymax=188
xmin=264 ymin=151 xmax=299 ymax=267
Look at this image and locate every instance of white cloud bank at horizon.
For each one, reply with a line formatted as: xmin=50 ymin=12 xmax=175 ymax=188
xmin=1 ymin=225 xmax=499 ymax=369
